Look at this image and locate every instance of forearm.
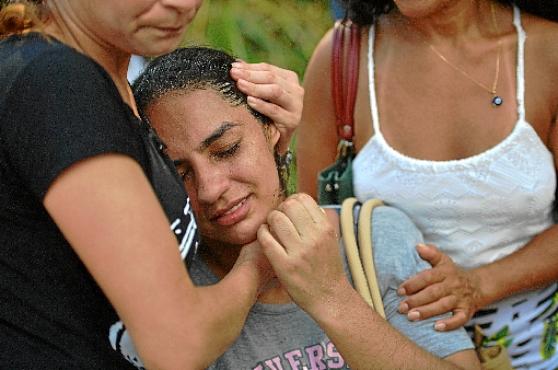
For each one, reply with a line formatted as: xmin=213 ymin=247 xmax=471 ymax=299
xmin=259 ymin=195 xmax=478 ymax=368
xmin=139 ymin=263 xmax=263 ymax=370
xmin=473 ymin=224 xmax=558 ymax=308
xmin=310 ymin=280 xmax=462 ymax=370
xmin=44 ymin=156 xmax=267 ymax=369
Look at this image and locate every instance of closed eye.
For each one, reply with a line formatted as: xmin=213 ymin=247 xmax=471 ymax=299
xmin=178 ymin=167 xmax=192 ymax=182
xmin=213 ymin=141 xmax=240 ymax=160
xmin=173 ymin=161 xmax=192 ymax=182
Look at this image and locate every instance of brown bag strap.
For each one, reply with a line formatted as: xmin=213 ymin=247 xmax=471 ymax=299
xmin=331 ymin=20 xmax=361 ymax=142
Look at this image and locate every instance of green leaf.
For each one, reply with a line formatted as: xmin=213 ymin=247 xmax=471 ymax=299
xmin=541 ymin=314 xmax=558 ymax=359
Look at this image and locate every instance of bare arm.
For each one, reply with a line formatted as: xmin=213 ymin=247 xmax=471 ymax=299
xmin=399 ymin=82 xmax=558 ymax=330
xmin=297 ymin=29 xmax=339 ymax=198
xmin=257 ymin=193 xmax=480 ymax=370
xmin=398 ymin=232 xmax=558 ymax=331
xmin=44 ymin=154 xmax=271 ymax=370
xmin=315 ymin=286 xmax=479 ymax=370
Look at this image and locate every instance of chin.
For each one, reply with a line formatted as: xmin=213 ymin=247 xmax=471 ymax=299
xmin=130 ymin=38 xmax=182 ymax=57
xmin=396 ymin=0 xmax=452 ymax=19
xmin=223 ymin=228 xmax=259 ymax=246
xmin=200 ymin=224 xmax=259 ymax=247
xmin=137 ymin=44 xmax=178 ymax=57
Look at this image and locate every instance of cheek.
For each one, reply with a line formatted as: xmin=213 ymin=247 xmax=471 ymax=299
xmin=247 ymin=138 xmax=279 ymax=179
xmin=183 ymin=181 xmax=202 ymax=215
xmin=251 ymin=154 xmax=281 ymax=197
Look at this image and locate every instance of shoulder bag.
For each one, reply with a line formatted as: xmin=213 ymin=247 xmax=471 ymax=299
xmin=317 ymin=20 xmax=361 ymax=206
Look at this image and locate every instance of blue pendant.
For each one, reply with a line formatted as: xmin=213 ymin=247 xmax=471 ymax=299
xmin=492 ymin=96 xmax=503 ymax=107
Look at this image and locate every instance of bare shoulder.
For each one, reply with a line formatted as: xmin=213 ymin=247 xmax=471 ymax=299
xmin=520 ymin=10 xmax=558 ymax=115
xmin=303 ymin=27 xmax=334 ymax=83
xmin=522 ymin=12 xmax=558 ymax=69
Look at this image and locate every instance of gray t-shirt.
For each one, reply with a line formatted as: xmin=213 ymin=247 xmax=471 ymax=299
xmin=192 ymin=206 xmax=474 ymax=370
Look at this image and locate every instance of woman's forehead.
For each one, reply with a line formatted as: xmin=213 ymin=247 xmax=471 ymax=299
xmin=148 ymin=89 xmax=261 ymax=142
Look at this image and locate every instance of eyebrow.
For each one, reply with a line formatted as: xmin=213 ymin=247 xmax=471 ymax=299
xmin=172 ymin=121 xmax=239 ymax=167
xmin=199 ymin=121 xmax=239 ymax=151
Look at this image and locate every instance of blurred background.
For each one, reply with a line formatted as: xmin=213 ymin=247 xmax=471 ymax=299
xmin=182 ymin=0 xmax=333 ymax=79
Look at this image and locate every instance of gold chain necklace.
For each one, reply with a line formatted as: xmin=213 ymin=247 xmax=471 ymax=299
xmin=425 ymin=2 xmax=504 ymax=107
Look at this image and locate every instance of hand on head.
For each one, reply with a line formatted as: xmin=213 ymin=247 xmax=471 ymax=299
xmin=230 ymin=61 xmax=303 ymax=154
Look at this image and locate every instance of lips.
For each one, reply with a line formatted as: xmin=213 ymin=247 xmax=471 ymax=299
xmin=154 ymin=25 xmax=185 ymax=36
xmin=160 ymin=26 xmax=182 ymax=32
xmin=210 ymin=196 xmax=250 ymax=227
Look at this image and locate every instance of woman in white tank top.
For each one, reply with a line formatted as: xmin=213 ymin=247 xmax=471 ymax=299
xmin=298 ymin=1 xmax=558 ymax=368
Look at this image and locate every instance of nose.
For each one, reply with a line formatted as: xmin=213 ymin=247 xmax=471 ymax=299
xmin=160 ymin=0 xmax=203 ymax=14
xmin=195 ymin=165 xmax=229 ymax=206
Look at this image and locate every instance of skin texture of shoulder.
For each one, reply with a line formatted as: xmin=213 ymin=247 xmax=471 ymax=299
xmin=516 ymin=11 xmax=558 ymax=165
xmin=297 ymin=27 xmax=337 ymax=198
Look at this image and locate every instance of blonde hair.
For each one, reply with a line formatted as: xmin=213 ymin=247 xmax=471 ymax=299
xmin=0 ymin=1 xmax=46 ymax=39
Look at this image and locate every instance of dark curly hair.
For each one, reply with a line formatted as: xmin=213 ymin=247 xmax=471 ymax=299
xmin=133 ymin=46 xmax=271 ymax=126
xmin=339 ymin=0 xmax=558 ymax=26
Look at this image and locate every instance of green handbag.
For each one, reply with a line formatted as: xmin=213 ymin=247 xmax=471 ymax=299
xmin=317 ymin=19 xmax=361 ymax=206
xmin=317 ymin=139 xmax=355 ymax=205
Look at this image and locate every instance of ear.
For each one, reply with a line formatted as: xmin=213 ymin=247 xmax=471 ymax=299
xmin=269 ymin=123 xmax=280 ymax=148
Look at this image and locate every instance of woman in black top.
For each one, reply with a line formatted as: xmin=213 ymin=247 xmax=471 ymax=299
xmin=0 ymin=1 xmax=302 ymax=369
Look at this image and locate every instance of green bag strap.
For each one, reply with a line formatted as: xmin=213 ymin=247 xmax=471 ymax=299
xmin=341 ymin=197 xmax=386 ymax=319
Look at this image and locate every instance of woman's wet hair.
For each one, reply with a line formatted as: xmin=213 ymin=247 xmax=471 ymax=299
xmin=0 ymin=0 xmax=46 ymax=39
xmin=133 ymin=46 xmax=271 ymax=126
xmin=133 ymin=47 xmax=288 ymax=192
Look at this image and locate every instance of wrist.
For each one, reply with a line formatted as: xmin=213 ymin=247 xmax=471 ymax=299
xmin=469 ymin=266 xmax=495 ymax=309
xmin=306 ymin=277 xmax=356 ymax=324
xmin=222 ymin=263 xmax=269 ymax=305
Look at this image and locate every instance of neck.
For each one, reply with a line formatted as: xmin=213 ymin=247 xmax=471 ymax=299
xmin=390 ymin=0 xmax=497 ymax=45
xmin=43 ymin=3 xmax=137 ymax=115
xmin=199 ymin=239 xmax=242 ymax=278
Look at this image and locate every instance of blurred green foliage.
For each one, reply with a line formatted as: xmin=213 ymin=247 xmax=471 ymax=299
xmin=182 ymin=0 xmax=333 ymax=193
xmin=182 ymin=0 xmax=332 ymax=78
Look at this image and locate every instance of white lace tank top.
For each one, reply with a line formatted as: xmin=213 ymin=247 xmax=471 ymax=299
xmin=353 ymin=7 xmax=555 ymax=270
xmin=354 ymin=8 xmax=558 ymax=367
